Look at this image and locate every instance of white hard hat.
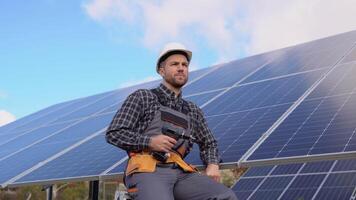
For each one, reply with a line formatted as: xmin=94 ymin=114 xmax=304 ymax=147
xmin=156 ymin=42 xmax=192 ymax=73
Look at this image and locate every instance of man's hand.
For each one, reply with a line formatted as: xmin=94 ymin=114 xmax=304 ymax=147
xmin=149 ymin=135 xmax=177 ymax=152
xmin=205 ymin=164 xmax=220 ymax=182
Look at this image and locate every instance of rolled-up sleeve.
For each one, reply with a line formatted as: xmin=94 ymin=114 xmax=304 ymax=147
xmin=106 ymin=90 xmax=151 ymax=152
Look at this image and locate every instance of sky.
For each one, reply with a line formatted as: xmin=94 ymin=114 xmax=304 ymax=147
xmin=1 ymin=0 xmax=356 ymax=126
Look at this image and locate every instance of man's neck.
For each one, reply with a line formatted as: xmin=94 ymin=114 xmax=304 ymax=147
xmin=162 ymin=81 xmax=181 ymax=97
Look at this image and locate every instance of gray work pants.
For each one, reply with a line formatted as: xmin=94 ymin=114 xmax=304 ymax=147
xmin=124 ymin=166 xmax=238 ymax=200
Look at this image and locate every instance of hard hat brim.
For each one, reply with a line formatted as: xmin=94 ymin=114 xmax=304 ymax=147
xmin=156 ymin=49 xmax=192 ymax=73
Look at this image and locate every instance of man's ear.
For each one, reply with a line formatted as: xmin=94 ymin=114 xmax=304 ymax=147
xmin=158 ymin=67 xmax=165 ymax=77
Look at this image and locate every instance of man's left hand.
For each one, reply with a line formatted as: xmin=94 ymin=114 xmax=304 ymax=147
xmin=205 ymin=164 xmax=220 ymax=182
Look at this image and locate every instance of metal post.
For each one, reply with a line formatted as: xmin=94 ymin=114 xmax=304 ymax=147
xmin=89 ymin=180 xmax=99 ymax=200
xmin=103 ymin=182 xmax=106 ymax=200
xmin=46 ymin=185 xmax=53 ymax=200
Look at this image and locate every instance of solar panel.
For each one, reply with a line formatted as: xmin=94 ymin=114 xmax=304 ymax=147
xmin=0 ymin=100 xmax=76 ymax=134
xmin=0 ymin=113 xmax=113 ymax=186
xmin=182 ymin=55 xmax=268 ymax=95
xmin=8 ymin=91 xmax=221 ymax=186
xmin=1 ymin=71 xmax=217 ymax=187
xmin=233 ymin=159 xmax=356 ymax=200
xmin=10 ymin=91 xmax=115 ymax=133
xmin=0 ymin=121 xmax=73 ymax=159
xmin=247 ymin=62 xmax=356 ymax=161
xmin=13 ymin=134 xmax=126 ymax=185
xmin=185 ymin=69 xmax=328 ymax=165
xmin=0 ymin=30 xmax=355 ymax=196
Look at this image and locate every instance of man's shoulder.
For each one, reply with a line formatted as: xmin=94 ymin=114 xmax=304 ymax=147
xmin=128 ymin=88 xmax=156 ymax=100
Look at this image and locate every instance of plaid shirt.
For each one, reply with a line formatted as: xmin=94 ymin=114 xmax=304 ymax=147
xmin=106 ymin=83 xmax=219 ymax=165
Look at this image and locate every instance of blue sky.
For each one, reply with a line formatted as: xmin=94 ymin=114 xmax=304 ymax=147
xmin=1 ymin=0 xmax=356 ymax=126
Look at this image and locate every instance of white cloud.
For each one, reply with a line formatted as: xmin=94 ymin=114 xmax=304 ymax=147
xmin=83 ymin=0 xmax=356 ymax=62
xmin=119 ymin=76 xmax=160 ymax=88
xmin=0 ymin=110 xmax=16 ymax=127
xmin=83 ymin=0 xmax=241 ymax=62
xmin=239 ymin=0 xmax=356 ymax=54
xmin=83 ymin=0 xmax=138 ymax=24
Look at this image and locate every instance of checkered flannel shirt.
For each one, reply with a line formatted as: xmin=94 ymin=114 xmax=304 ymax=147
xmin=106 ymin=83 xmax=219 ymax=165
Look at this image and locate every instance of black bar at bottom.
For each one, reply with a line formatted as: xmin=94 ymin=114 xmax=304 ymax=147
xmin=89 ymin=180 xmax=99 ymax=200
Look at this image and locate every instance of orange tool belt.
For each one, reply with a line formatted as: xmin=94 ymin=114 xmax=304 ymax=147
xmin=125 ymin=151 xmax=197 ymax=176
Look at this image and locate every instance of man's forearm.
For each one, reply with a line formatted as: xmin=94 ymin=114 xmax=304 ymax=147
xmin=106 ymin=129 xmax=151 ymax=151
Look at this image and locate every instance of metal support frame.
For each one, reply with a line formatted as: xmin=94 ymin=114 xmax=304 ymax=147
xmin=239 ymin=151 xmax=356 ymax=168
xmin=42 ymin=185 xmax=53 ymax=200
xmin=46 ymin=185 xmax=53 ymax=200
xmin=89 ymin=180 xmax=99 ymax=200
xmin=351 ymin=186 xmax=356 ymax=200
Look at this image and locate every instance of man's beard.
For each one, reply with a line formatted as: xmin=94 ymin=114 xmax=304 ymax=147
xmin=167 ymin=75 xmax=188 ymax=88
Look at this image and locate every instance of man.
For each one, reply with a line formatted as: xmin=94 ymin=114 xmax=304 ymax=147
xmin=106 ymin=42 xmax=238 ymax=200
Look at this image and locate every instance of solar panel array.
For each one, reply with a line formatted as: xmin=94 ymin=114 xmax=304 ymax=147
xmin=0 ymin=30 xmax=355 ymax=200
xmin=248 ymin=63 xmax=356 ymax=160
xmin=233 ymin=159 xmax=356 ymax=200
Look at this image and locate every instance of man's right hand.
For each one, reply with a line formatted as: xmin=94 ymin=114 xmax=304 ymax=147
xmin=149 ymin=135 xmax=177 ymax=152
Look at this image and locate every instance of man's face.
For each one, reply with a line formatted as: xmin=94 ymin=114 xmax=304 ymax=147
xmin=159 ymin=54 xmax=189 ymax=89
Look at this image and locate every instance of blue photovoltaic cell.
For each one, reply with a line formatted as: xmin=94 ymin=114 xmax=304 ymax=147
xmin=15 ymin=134 xmax=126 ymax=184
xmin=307 ymin=63 xmax=356 ymax=99
xmin=270 ymin=163 xmax=303 ymax=175
xmin=0 ymin=121 xmax=73 ymax=159
xmin=0 ymin=113 xmax=113 ymax=184
xmin=332 ymin=159 xmax=356 ymax=171
xmin=182 ymin=55 xmax=268 ymax=95
xmin=233 ymin=178 xmax=264 ymax=200
xmin=233 ymin=159 xmax=356 ymax=200
xmin=97 ymin=102 xmax=123 ymax=116
xmin=48 ymin=78 xmax=158 ymax=123
xmin=342 ymin=47 xmax=356 ymax=64
xmin=186 ymin=104 xmax=291 ymax=165
xmin=10 ymin=91 xmax=114 ymax=133
xmin=251 ymin=176 xmax=294 ymax=199
xmin=203 ymin=69 xmax=326 ymax=116
xmin=186 ymin=66 xmax=216 ymax=83
xmin=248 ymin=63 xmax=356 ymax=160
xmin=184 ymin=90 xmax=222 ymax=106
xmin=300 ymin=161 xmax=334 ymax=173
xmin=241 ymin=31 xmax=356 ymax=84
xmin=96 ymin=81 xmax=162 ymax=115
xmin=107 ymin=160 xmax=127 ymax=175
xmin=0 ymin=100 xmax=75 ymax=134
xmin=51 ymin=90 xmax=130 ymax=124
xmin=52 ymin=82 xmax=166 ymax=123
xmin=0 ymin=130 xmax=27 ymax=147
xmin=314 ymin=172 xmax=356 ymax=200
xmin=279 ymin=174 xmax=326 ymax=200
xmin=0 ymin=140 xmax=76 ymax=184
xmin=185 ymin=68 xmax=328 ymax=165
xmin=243 ymin=166 xmax=274 ymax=177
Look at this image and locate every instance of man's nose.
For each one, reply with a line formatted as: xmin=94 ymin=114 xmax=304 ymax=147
xmin=177 ymin=64 xmax=185 ymax=71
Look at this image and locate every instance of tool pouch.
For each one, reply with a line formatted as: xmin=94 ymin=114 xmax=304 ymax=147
xmin=126 ymin=154 xmax=157 ymax=176
xmin=166 ymin=152 xmax=197 ymax=173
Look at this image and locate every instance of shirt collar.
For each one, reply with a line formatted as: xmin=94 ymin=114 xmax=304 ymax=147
xmin=158 ymin=83 xmax=182 ymax=99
